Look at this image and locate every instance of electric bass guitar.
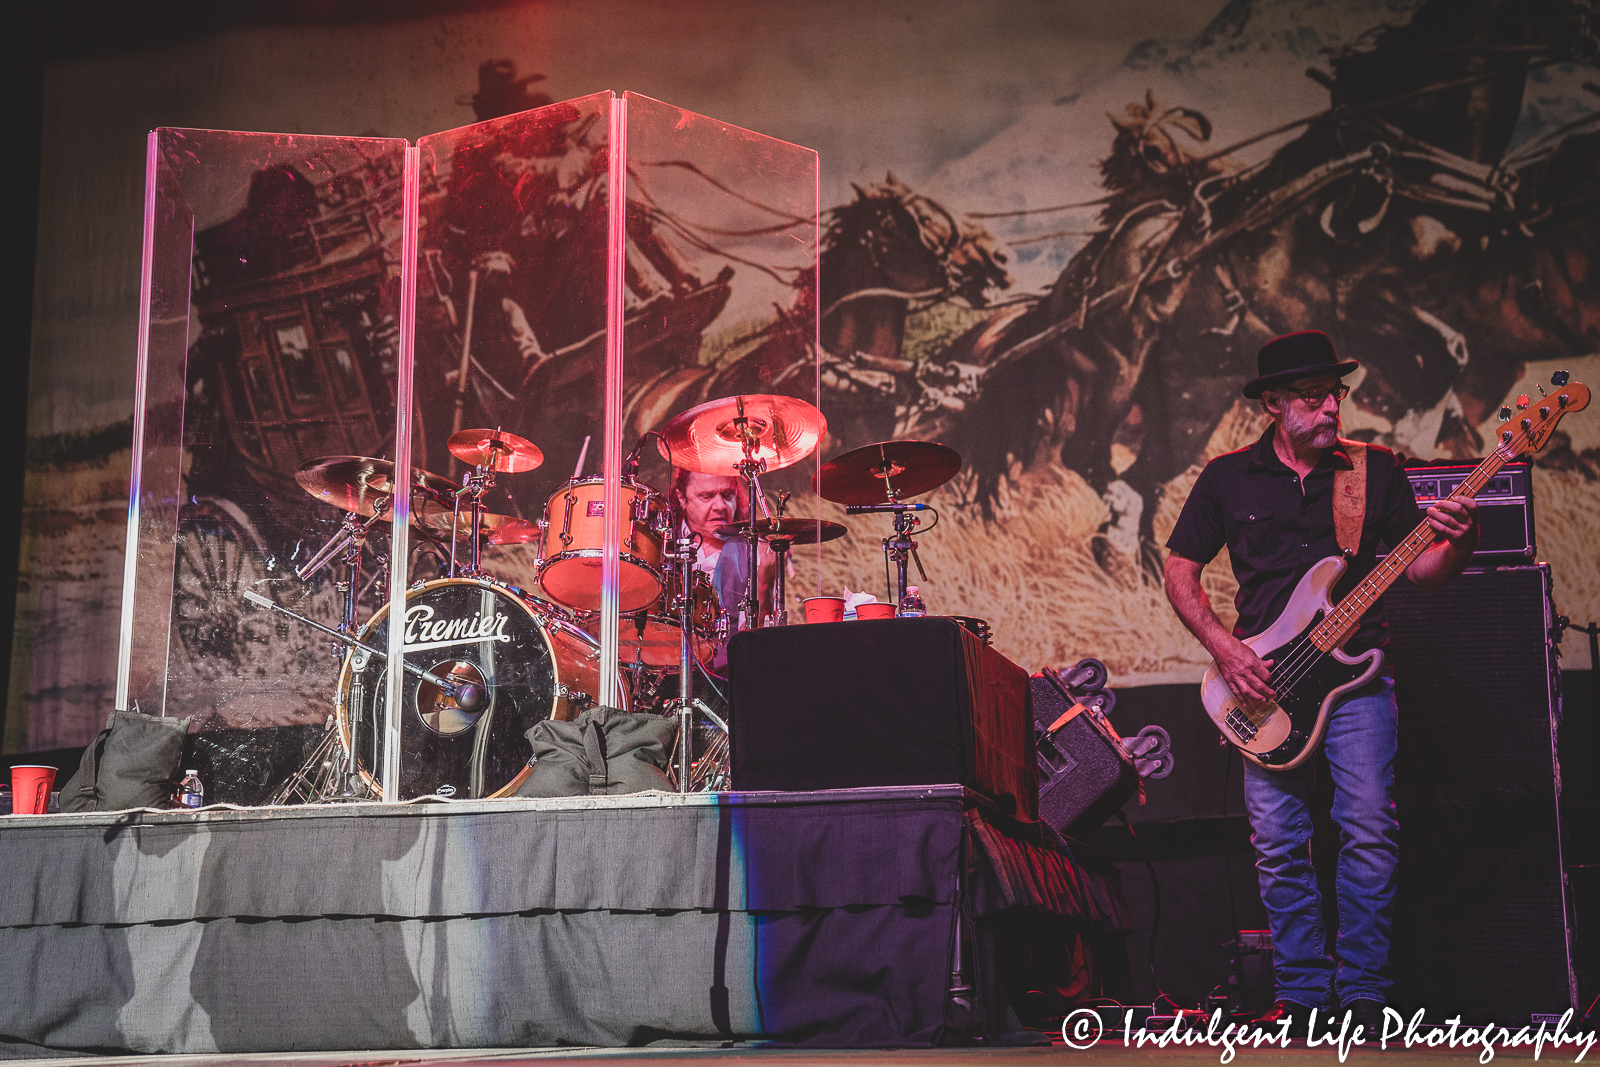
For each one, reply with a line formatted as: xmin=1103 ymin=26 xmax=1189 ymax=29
xmin=1201 ymin=372 xmax=1588 ymax=771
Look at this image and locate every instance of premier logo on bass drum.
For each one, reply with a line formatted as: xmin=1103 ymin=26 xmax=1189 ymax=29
xmin=402 ymin=604 xmax=513 ymax=653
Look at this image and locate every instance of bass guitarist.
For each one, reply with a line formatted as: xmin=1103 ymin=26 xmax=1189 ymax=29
xmin=1163 ymin=330 xmax=1477 ymax=1036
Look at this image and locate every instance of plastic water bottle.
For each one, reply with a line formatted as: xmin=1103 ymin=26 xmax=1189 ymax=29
xmin=177 ymin=770 xmax=204 ymax=809
xmin=898 ymin=585 xmax=927 ymax=617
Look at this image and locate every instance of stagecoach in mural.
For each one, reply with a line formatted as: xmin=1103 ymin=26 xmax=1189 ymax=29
xmin=168 ymin=113 xmax=751 ymax=735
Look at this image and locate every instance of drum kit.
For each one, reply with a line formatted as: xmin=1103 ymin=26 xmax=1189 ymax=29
xmin=253 ymin=395 xmax=971 ymax=804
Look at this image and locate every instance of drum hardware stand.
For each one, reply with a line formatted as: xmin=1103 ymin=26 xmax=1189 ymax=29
xmin=840 ymin=459 xmax=928 ymax=612
xmin=730 ymin=397 xmax=775 ymax=632
xmin=267 ymin=713 xmax=372 ymax=805
xmin=883 ymin=503 xmax=928 ymax=613
xmin=764 ymin=491 xmax=794 ymax=627
xmin=664 ymin=527 xmax=723 ymax=793
xmin=449 ymin=459 xmax=495 ymax=579
xmin=289 ymin=499 xmax=391 ymax=800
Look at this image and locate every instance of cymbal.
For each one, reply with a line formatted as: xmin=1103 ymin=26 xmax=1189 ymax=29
xmin=657 ymin=394 xmax=826 ymax=475
xmin=448 ymin=428 xmax=544 ymax=473
xmin=295 ymin=456 xmax=458 ymax=523
xmin=814 ymin=440 xmax=962 ymax=505
xmin=415 ymin=509 xmax=539 ymax=544
xmin=713 ymin=517 xmax=848 ymax=546
xmin=485 ymin=517 xmax=541 ymax=545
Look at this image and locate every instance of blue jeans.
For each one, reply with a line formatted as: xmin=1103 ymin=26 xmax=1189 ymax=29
xmin=1243 ymin=676 xmax=1399 ymax=1008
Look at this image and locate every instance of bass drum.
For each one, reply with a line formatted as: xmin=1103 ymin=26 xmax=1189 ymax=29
xmin=336 ymin=578 xmax=624 ymax=800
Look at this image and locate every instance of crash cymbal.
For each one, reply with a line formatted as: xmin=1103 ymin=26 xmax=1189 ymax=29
xmin=295 ymin=456 xmax=458 ymax=523
xmin=656 ymin=394 xmax=826 ymax=475
xmin=713 ymin=517 xmax=848 ymax=546
xmin=813 ymin=440 xmax=962 ymax=505
xmin=447 ymin=428 xmax=544 ymax=473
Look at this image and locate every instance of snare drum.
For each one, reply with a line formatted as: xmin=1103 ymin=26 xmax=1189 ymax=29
xmin=536 ymin=477 xmax=665 ymax=613
xmin=336 ymin=578 xmax=625 ymax=800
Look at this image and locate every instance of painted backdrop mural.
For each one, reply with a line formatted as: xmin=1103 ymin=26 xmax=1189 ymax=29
xmin=12 ymin=0 xmax=1600 ymax=750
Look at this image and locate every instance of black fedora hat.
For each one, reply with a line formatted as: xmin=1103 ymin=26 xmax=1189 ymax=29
xmin=1242 ymin=330 xmax=1358 ymax=399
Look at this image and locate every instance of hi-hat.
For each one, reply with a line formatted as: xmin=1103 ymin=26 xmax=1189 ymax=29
xmin=713 ymin=517 xmax=848 ymax=546
xmin=814 ymin=440 xmax=962 ymax=505
xmin=295 ymin=456 xmax=457 ymax=525
xmin=447 ymin=429 xmax=544 ymax=473
xmin=657 ymin=394 xmax=826 ymax=475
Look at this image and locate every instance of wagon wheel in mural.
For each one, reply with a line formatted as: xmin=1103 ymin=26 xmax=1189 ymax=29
xmin=171 ymin=497 xmax=342 ymax=721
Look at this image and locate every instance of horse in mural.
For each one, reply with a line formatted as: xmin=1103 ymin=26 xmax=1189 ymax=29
xmin=623 ymin=174 xmax=1012 ymax=448
xmin=916 ymin=0 xmax=1600 ymax=577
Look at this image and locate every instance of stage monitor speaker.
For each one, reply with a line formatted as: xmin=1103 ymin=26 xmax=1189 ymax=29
xmin=1385 ymin=564 xmax=1577 ymax=1024
xmin=728 ymin=617 xmax=1037 ymax=822
xmin=1030 ymin=672 xmax=1139 ymax=834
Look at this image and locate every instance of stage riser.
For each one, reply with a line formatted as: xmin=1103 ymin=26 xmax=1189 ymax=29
xmin=1 ymin=908 xmax=955 ymax=1052
xmin=0 ymin=787 xmax=1125 ymax=1053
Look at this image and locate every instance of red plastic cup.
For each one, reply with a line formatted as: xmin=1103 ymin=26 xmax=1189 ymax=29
xmin=10 ymin=765 xmax=57 ymax=815
xmin=854 ymin=602 xmax=896 ymax=620
xmin=802 ymin=596 xmax=845 ymax=624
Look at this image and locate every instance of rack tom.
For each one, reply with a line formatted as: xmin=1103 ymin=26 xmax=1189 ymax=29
xmin=536 ymin=477 xmax=665 ymax=613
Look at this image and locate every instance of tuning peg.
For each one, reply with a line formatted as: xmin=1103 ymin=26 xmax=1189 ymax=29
xmin=1553 ymin=370 xmax=1571 ymax=386
xmin=1498 ymin=406 xmax=1512 ymax=422
xmin=1537 ymin=383 xmax=1548 ymax=397
xmin=1516 ymin=395 xmax=1531 ymax=410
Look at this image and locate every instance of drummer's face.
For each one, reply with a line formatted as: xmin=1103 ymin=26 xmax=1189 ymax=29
xmin=682 ymin=474 xmax=742 ymax=540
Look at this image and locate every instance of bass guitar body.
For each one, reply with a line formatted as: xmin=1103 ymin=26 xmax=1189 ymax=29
xmin=1200 ymin=556 xmax=1383 ymax=771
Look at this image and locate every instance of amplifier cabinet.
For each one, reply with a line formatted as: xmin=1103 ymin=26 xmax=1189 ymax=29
xmin=1384 ymin=564 xmax=1577 ymax=1023
xmin=1383 ymin=461 xmax=1534 ymax=562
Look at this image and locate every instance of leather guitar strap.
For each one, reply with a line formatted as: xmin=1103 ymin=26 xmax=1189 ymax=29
xmin=1333 ymin=439 xmax=1367 ymax=557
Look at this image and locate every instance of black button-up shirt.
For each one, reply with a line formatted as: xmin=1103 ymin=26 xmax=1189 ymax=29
xmin=1166 ymin=427 xmax=1423 ymax=653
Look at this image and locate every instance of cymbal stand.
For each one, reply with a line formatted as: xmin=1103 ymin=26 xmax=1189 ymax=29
xmin=864 ymin=462 xmax=927 ymax=612
xmin=883 ymin=504 xmax=927 ymax=613
xmin=764 ymin=491 xmax=794 ymax=627
xmin=279 ymin=499 xmax=390 ymax=804
xmin=665 ymin=527 xmax=721 ymax=792
xmin=450 ymin=463 xmax=494 ymax=579
xmin=731 ymin=397 xmax=774 ymax=630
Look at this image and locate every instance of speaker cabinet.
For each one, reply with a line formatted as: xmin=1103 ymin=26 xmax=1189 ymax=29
xmin=1030 ymin=672 xmax=1138 ymax=834
xmin=1385 ymin=564 xmax=1577 ymax=1023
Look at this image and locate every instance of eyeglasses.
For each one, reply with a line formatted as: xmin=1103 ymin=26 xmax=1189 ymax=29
xmin=1283 ymin=383 xmax=1350 ymax=405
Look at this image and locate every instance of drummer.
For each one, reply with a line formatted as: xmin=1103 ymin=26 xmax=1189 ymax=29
xmin=670 ymin=469 xmax=781 ymax=631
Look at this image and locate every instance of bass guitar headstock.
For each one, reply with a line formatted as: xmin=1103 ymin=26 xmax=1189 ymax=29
xmin=1493 ymin=371 xmax=1589 ymax=460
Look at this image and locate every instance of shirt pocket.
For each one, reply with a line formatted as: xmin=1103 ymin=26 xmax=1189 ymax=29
xmin=1231 ymin=508 xmax=1274 ymax=557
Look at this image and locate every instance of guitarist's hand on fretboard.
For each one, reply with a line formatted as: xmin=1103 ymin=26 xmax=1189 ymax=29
xmin=1213 ymin=634 xmax=1276 ymax=703
xmin=1409 ymin=496 xmax=1478 ymax=591
xmin=1422 ymin=497 xmax=1477 ymax=542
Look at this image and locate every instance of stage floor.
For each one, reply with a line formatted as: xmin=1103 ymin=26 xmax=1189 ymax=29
xmin=11 ymin=1038 xmax=1579 ymax=1066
